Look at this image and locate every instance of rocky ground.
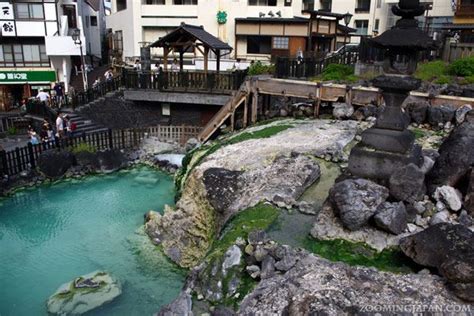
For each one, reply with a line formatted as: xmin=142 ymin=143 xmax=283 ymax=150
xmin=156 ymin=100 xmax=474 ymax=315
xmin=145 ymin=119 xmax=360 ymax=268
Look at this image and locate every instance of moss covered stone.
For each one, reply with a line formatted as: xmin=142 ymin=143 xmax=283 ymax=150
xmin=303 ymin=237 xmax=422 ymax=273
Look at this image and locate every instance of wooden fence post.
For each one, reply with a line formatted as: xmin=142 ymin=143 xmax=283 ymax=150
xmin=27 ymin=142 xmax=36 ymax=169
xmin=15 ymin=147 xmax=22 ymax=172
xmin=108 ymin=129 xmax=113 ymax=149
xmin=0 ymin=149 xmax=8 ymax=176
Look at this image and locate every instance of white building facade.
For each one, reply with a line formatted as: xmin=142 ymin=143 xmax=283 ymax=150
xmin=0 ymin=0 xmax=106 ymax=111
xmin=107 ymin=0 xmax=454 ymax=65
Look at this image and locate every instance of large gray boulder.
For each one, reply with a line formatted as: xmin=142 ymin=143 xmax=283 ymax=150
xmin=239 ymin=245 xmax=467 ymax=315
xmin=455 ymin=104 xmax=472 ymax=125
xmin=157 ymin=291 xmax=193 ymax=316
xmin=406 ymin=100 xmax=429 ymax=124
xmin=400 ymin=223 xmax=474 ymax=302
xmin=329 ymin=179 xmax=389 ymax=231
xmin=96 ymin=149 xmax=127 ymax=172
xmin=47 ymin=271 xmax=121 ymax=315
xmin=38 ymin=151 xmax=74 ymax=178
xmin=465 ymin=170 xmax=474 ymax=216
xmin=373 ymin=202 xmax=408 ymax=235
xmin=332 ymin=102 xmax=354 ymax=119
xmin=427 ymin=104 xmax=456 ymax=127
xmin=389 ymin=163 xmax=426 ymax=203
xmin=433 ymin=185 xmax=463 ymax=212
xmin=427 ymin=111 xmax=474 ymax=191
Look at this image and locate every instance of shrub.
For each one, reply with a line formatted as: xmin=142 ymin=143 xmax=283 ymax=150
xmin=449 ymin=56 xmax=474 ymax=77
xmin=321 ymin=64 xmax=354 ymax=82
xmin=247 ymin=61 xmax=275 ymax=76
xmin=415 ymin=60 xmax=447 ymax=82
xmin=434 ymin=75 xmax=453 ymax=85
xmin=7 ymin=126 xmax=17 ymax=135
xmin=71 ymin=142 xmax=97 ymax=155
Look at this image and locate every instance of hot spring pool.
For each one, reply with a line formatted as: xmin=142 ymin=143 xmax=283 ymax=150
xmin=0 ymin=166 xmax=185 ymax=316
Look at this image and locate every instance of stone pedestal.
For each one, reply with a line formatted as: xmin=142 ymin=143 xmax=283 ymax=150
xmin=348 ymin=75 xmax=423 ymax=180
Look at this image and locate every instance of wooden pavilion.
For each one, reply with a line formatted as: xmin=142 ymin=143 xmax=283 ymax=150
xmin=149 ymin=23 xmax=233 ymax=73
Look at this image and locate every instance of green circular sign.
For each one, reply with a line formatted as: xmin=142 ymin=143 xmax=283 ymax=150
xmin=217 ymin=11 xmax=227 ymax=24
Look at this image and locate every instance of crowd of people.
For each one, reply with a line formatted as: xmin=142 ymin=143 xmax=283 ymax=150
xmin=34 ymin=82 xmax=65 ymax=109
xmin=27 ymin=112 xmax=77 ymax=145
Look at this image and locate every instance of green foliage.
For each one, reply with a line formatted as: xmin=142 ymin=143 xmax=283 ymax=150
xmin=209 ymin=203 xmax=279 ymax=257
xmin=459 ymin=75 xmax=474 ymax=85
xmin=174 ymin=124 xmax=293 ymax=196
xmin=434 ymin=75 xmax=453 ymax=85
xmin=7 ymin=126 xmax=17 ymax=135
xmin=203 ymin=203 xmax=279 ymax=308
xmin=415 ymin=60 xmax=448 ymax=82
xmin=247 ymin=61 xmax=275 ymax=76
xmin=321 ymin=64 xmax=355 ymax=82
xmin=70 ymin=142 xmax=97 ymax=155
xmin=449 ymin=56 xmax=474 ymax=77
xmin=303 ymin=237 xmax=422 ymax=273
xmin=411 ymin=128 xmax=426 ymax=139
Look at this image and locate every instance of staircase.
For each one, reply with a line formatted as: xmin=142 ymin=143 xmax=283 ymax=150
xmin=69 ymin=65 xmax=110 ymax=93
xmin=61 ymin=109 xmax=109 ymax=134
xmin=198 ymin=86 xmax=248 ymax=143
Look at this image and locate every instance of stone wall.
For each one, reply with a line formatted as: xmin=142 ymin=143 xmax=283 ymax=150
xmin=78 ymin=94 xmax=221 ymax=129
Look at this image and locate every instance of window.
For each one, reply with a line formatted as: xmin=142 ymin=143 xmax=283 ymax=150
xmin=354 ymin=20 xmax=369 ymax=35
xmin=114 ymin=31 xmax=123 ymax=52
xmin=90 ymin=16 xmax=98 ymax=26
xmin=273 ymin=37 xmax=289 ymax=49
xmin=247 ymin=36 xmax=272 ymax=54
xmin=355 ymin=0 xmax=371 ymax=12
xmin=320 ymin=0 xmax=332 ymax=11
xmin=173 ymin=0 xmax=198 ymax=4
xmin=143 ymin=0 xmax=165 ymax=3
xmin=376 ymin=0 xmax=381 ymax=8
xmin=374 ymin=19 xmax=379 ymax=32
xmin=284 ymin=0 xmax=292 ymax=7
xmin=15 ymin=3 xmax=44 ymax=19
xmin=248 ymin=0 xmax=277 ymax=6
xmin=0 ymin=44 xmax=49 ymax=67
xmin=116 ymin=0 xmax=127 ymax=11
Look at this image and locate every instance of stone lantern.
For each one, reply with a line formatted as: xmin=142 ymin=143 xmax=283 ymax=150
xmin=348 ymin=0 xmax=433 ymax=180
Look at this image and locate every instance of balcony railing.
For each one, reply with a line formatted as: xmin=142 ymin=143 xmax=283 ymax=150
xmin=122 ymin=69 xmax=247 ymax=94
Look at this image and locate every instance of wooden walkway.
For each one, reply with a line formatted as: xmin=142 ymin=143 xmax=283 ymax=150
xmin=198 ymin=77 xmax=474 ymax=143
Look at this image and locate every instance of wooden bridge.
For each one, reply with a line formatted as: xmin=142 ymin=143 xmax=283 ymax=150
xmin=198 ymin=77 xmax=474 ymax=143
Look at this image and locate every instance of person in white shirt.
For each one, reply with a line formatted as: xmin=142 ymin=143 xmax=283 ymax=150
xmin=233 ymin=59 xmax=241 ymax=71
xmin=171 ymin=59 xmax=179 ymax=72
xmin=36 ymin=89 xmax=50 ymax=105
xmin=55 ymin=112 xmax=64 ymax=138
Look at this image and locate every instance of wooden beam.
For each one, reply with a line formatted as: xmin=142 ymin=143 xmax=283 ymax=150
xmin=204 ymin=47 xmax=209 ymax=73
xmin=251 ymin=90 xmax=258 ymax=124
xmin=179 ymin=50 xmax=184 ymax=71
xmin=163 ymin=46 xmax=169 ymax=69
xmin=216 ymin=49 xmax=221 ymax=73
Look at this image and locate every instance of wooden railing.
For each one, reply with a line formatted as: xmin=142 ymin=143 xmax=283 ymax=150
xmin=122 ymin=69 xmax=247 ymax=94
xmin=275 ymin=50 xmax=360 ymax=79
xmin=0 ymin=125 xmax=202 ymax=177
xmin=69 ymin=76 xmax=123 ymax=109
xmin=0 ymin=114 xmax=30 ymax=134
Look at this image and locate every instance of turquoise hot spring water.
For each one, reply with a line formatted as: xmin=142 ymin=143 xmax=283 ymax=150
xmin=0 ymin=166 xmax=186 ymax=316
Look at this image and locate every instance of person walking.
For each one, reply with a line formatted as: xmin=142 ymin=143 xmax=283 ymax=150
xmin=36 ymin=89 xmax=50 ymax=106
xmin=53 ymin=82 xmax=64 ymax=108
xmin=55 ymin=112 xmax=64 ymax=139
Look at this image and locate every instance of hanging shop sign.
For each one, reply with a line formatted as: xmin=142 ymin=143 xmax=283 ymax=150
xmin=0 ymin=71 xmax=56 ymax=83
xmin=217 ymin=11 xmax=227 ymax=24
